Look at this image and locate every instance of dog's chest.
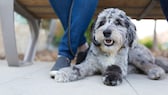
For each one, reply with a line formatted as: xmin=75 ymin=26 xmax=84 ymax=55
xmin=97 ymin=55 xmax=116 ymax=68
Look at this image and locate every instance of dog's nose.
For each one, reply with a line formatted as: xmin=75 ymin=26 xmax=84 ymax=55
xmin=103 ymin=29 xmax=112 ymax=37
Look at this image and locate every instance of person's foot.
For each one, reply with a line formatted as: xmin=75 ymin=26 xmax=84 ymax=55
xmin=76 ymin=48 xmax=89 ymax=64
xmin=76 ymin=43 xmax=89 ymax=64
xmin=50 ymin=56 xmax=71 ymax=79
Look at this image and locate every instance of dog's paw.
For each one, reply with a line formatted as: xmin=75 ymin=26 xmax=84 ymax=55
xmin=147 ymin=67 xmax=166 ymax=80
xmin=53 ymin=71 xmax=71 ymax=82
xmin=103 ymin=72 xmax=122 ymax=86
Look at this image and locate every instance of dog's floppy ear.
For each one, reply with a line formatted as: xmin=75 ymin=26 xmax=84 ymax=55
xmin=91 ymin=19 xmax=101 ymax=46
xmin=125 ymin=18 xmax=136 ymax=48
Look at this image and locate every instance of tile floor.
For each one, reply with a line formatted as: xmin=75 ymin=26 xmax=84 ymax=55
xmin=0 ymin=60 xmax=167 ymax=95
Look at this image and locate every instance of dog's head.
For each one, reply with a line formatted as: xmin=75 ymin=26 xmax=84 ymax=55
xmin=91 ymin=8 xmax=136 ymax=53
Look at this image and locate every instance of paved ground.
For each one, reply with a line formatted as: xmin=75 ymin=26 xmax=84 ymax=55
xmin=0 ymin=60 xmax=168 ymax=95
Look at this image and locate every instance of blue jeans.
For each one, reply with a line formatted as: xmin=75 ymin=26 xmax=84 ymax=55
xmin=160 ymin=0 xmax=168 ymax=21
xmin=49 ymin=0 xmax=98 ymax=60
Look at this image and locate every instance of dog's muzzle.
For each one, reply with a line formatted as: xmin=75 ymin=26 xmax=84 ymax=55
xmin=103 ymin=29 xmax=114 ymax=46
xmin=104 ymin=38 xmax=114 ymax=46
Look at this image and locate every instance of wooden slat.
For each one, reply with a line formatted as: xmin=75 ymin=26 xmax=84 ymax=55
xmin=17 ymin=0 xmax=50 ymax=6
xmin=150 ymin=8 xmax=164 ymax=15
xmin=36 ymin=14 xmax=57 ymax=19
xmin=35 ymin=14 xmax=165 ymax=20
xmin=98 ymin=0 xmax=150 ymax=7
xmin=95 ymin=8 xmax=145 ymax=18
xmin=27 ymin=7 xmax=54 ymax=14
xmin=16 ymin=0 xmax=165 ymax=19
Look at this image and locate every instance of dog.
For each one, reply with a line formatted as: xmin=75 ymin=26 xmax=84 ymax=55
xmin=51 ymin=8 xmax=167 ymax=86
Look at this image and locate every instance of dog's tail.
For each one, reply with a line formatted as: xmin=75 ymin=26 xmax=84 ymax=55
xmin=155 ymin=56 xmax=168 ymax=73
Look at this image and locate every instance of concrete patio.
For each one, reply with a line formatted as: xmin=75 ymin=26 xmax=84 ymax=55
xmin=0 ymin=60 xmax=168 ymax=95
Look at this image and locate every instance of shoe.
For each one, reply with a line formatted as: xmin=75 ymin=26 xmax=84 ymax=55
xmin=50 ymin=56 xmax=71 ymax=79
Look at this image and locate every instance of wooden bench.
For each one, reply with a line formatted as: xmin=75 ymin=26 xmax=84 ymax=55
xmin=0 ymin=0 xmax=165 ymax=66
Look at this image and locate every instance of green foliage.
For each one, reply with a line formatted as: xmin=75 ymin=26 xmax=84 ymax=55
xmin=41 ymin=19 xmax=51 ymax=30
xmin=139 ymin=37 xmax=163 ymax=50
xmin=139 ymin=37 xmax=153 ymax=49
xmin=85 ymin=20 xmax=94 ymax=44
xmin=52 ymin=35 xmax=62 ymax=46
xmin=52 ymin=27 xmax=64 ymax=46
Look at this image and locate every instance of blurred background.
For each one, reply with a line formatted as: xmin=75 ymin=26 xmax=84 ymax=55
xmin=0 ymin=12 xmax=168 ymax=62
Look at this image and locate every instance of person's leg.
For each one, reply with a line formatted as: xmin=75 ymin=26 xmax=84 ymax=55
xmin=49 ymin=0 xmax=73 ymax=73
xmin=49 ymin=0 xmax=72 ymax=30
xmin=49 ymin=0 xmax=98 ymax=75
xmin=58 ymin=0 xmax=99 ymax=60
xmin=160 ymin=0 xmax=168 ymax=21
xmin=49 ymin=0 xmax=90 ymax=59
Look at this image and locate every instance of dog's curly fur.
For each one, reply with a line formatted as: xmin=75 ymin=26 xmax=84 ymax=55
xmin=51 ymin=8 xmax=167 ymax=86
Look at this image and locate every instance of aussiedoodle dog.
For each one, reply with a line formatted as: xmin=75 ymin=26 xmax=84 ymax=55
xmin=51 ymin=8 xmax=167 ymax=86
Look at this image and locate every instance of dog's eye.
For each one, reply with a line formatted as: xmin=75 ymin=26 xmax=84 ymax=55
xmin=98 ymin=20 xmax=106 ymax=28
xmin=115 ymin=19 xmax=123 ymax=26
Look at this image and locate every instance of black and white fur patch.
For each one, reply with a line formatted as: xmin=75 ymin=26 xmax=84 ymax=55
xmin=103 ymin=65 xmax=122 ymax=86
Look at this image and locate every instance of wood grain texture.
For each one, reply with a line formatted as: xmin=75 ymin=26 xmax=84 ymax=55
xmin=16 ymin=0 xmax=165 ymax=19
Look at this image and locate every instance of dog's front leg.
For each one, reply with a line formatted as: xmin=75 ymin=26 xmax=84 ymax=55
xmin=53 ymin=58 xmax=99 ymax=82
xmin=102 ymin=65 xmax=122 ymax=86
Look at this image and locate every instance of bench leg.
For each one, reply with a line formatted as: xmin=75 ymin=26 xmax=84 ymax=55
xmin=0 ymin=0 xmax=21 ymax=66
xmin=23 ymin=19 xmax=40 ymax=63
xmin=46 ymin=19 xmax=57 ymax=50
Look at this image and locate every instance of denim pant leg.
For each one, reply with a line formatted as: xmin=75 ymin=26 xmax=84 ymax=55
xmin=49 ymin=0 xmax=98 ymax=60
xmin=58 ymin=0 xmax=99 ymax=60
xmin=49 ymin=0 xmax=73 ymax=59
xmin=49 ymin=0 xmax=72 ymax=30
xmin=160 ymin=0 xmax=168 ymax=21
